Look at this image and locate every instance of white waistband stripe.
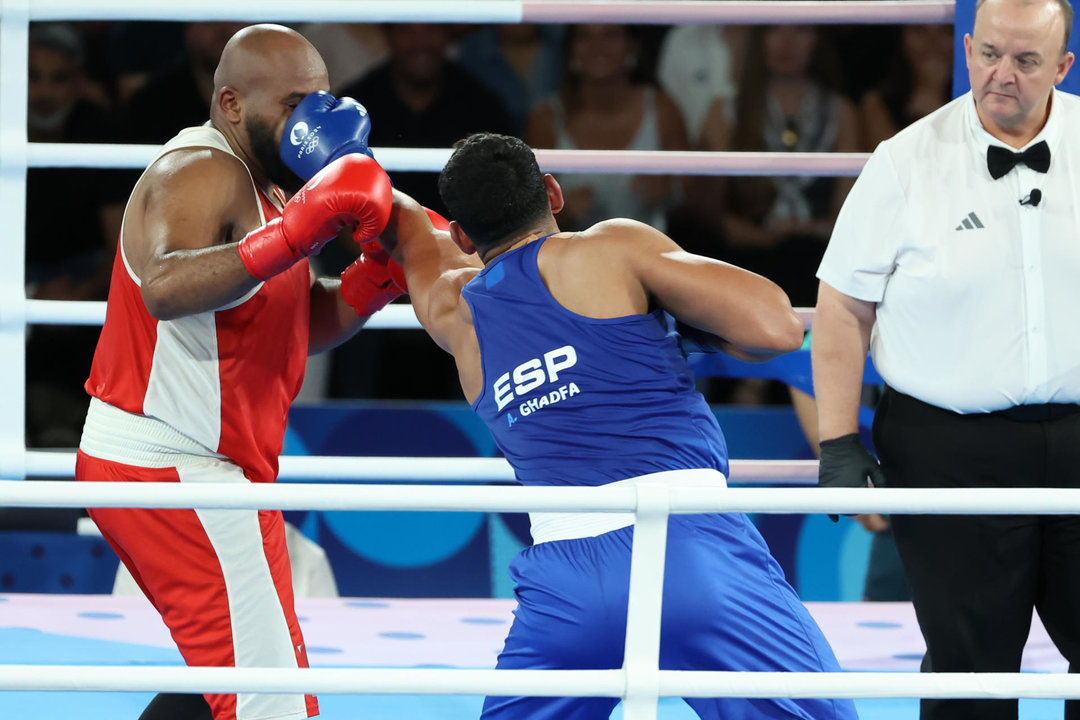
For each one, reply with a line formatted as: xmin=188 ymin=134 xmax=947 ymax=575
xmin=529 ymin=468 xmax=727 ymax=544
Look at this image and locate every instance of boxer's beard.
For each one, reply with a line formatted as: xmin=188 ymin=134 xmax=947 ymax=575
xmin=247 ymin=116 xmax=306 ymax=195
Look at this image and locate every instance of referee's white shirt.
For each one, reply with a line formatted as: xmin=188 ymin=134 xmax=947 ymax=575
xmin=817 ymin=89 xmax=1080 ymax=414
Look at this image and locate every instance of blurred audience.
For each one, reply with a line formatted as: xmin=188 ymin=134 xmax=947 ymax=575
xmin=106 ymin=22 xmax=187 ymax=103
xmin=21 ymin=20 xmax=940 ymax=410
xmin=701 ymin=25 xmax=859 ymax=309
xmin=340 ymin=23 xmax=514 ymax=216
xmin=333 ymin=23 xmax=513 ymax=400
xmin=656 ymin=24 xmax=742 ymax=148
xmin=859 ymin=24 xmax=953 ymax=148
xmin=26 ymin=23 xmax=129 ymax=447
xmin=457 ymin=24 xmax=565 ymax=136
xmin=527 ymin=24 xmax=689 ymax=232
xmin=124 ymin=22 xmax=245 ymax=143
xmin=298 ymin=23 xmax=388 ymax=93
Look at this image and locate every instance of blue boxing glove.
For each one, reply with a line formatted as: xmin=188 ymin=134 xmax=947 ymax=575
xmin=280 ymin=91 xmax=375 ymax=182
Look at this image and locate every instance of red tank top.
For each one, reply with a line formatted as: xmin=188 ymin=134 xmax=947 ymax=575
xmin=85 ymin=126 xmax=309 ymax=484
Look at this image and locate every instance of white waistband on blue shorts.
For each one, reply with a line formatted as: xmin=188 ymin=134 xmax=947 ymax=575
xmin=79 ymin=397 xmax=225 ymax=468
xmin=528 ymin=468 xmax=727 ymax=545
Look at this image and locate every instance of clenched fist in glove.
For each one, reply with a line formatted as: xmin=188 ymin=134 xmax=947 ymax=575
xmin=238 ymin=154 xmax=392 ymax=281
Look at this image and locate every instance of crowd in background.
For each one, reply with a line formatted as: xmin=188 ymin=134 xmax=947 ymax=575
xmin=24 ymin=20 xmax=955 ymax=448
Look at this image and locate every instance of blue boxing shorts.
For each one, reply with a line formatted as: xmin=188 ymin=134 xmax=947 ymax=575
xmin=482 ymin=510 xmax=858 ymax=720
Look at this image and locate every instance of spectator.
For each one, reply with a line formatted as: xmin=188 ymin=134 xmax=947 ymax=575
xmin=297 ymin=22 xmax=387 ymax=93
xmin=860 ymin=24 xmax=954 ymax=149
xmin=457 ymin=24 xmax=564 ymax=136
xmin=124 ymin=22 xmax=245 ymax=143
xmin=527 ymin=24 xmax=689 ymax=232
xmin=340 ymin=23 xmax=514 ymax=216
xmin=26 ymin=22 xmax=129 ymax=447
xmin=701 ymin=25 xmax=859 ymax=309
xmin=107 ymin=22 xmax=187 ymax=104
xmin=656 ymin=24 xmax=740 ymax=147
xmin=334 ymin=23 xmax=513 ymax=400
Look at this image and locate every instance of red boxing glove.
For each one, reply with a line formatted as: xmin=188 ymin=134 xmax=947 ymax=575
xmin=352 ymin=205 xmax=450 ymax=263
xmin=238 ymin=155 xmax=392 ymax=281
xmin=340 ymin=252 xmax=407 ymax=317
xmin=340 ymin=204 xmax=446 ymax=315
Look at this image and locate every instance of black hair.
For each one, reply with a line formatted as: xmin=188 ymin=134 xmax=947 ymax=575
xmin=438 ymin=133 xmax=550 ymax=255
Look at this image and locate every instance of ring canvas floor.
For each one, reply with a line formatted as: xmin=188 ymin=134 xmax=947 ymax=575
xmin=0 ymin=594 xmax=1067 ymax=719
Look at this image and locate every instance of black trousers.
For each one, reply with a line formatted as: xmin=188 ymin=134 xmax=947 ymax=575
xmin=874 ymin=387 xmax=1080 ymax=720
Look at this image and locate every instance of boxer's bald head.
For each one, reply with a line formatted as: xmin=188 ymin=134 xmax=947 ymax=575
xmin=212 ymin=24 xmax=329 ymax=192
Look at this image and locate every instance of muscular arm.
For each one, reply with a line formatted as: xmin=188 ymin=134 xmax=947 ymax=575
xmin=618 ymin=220 xmax=804 ymax=359
xmin=127 ymin=149 xmax=264 ymax=320
xmin=811 ymin=281 xmax=876 ymax=440
xmin=307 ymin=273 xmax=368 ymax=355
xmin=380 ymin=190 xmax=481 ymax=354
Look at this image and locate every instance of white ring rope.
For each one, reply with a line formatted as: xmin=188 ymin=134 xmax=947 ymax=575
xmin=3 ymin=481 xmax=1080 ymax=516
xmin=20 ymin=0 xmax=956 ymax=25
xmin=22 ymin=300 xmax=817 ymax=330
xmin=21 ymin=297 xmax=425 ymax=328
xmin=29 ymin=144 xmax=870 ymax=176
xmin=16 ymin=451 xmax=819 ymax=483
xmin=0 ymin=666 xmax=1076 ymax=700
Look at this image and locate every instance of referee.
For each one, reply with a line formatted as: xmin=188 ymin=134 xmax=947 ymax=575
xmin=812 ymin=1 xmax=1080 ymax=719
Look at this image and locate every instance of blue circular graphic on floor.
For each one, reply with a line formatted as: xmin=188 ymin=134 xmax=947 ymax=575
xmin=379 ymin=632 xmax=425 ymax=640
xmin=346 ymin=601 xmax=390 ymax=609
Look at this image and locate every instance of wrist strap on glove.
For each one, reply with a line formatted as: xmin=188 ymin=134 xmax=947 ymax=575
xmin=340 ymin=253 xmax=406 ymax=317
xmin=237 ymin=219 xmax=298 ymax=281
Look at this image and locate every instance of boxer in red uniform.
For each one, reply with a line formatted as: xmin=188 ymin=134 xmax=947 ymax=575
xmin=76 ymin=25 xmax=395 ymax=720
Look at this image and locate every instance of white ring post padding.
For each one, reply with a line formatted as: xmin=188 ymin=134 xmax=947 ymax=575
xmin=5 ymin=481 xmax=1080 ymax=516
xmin=30 ymin=143 xmax=871 ymax=176
xmin=18 ymin=0 xmax=955 ymax=24
xmin=18 ymin=451 xmax=816 ymax=483
xmin=621 ymin=484 xmax=671 ymax=720
xmin=1 ymin=666 xmax=1079 ymax=700
xmin=0 ymin=0 xmax=30 ymax=482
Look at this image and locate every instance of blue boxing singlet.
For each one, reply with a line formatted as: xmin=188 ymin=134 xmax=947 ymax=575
xmin=461 ymin=234 xmax=728 ymax=487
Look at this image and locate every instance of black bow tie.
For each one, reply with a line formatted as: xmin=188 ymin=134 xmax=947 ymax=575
xmin=987 ymin=140 xmax=1051 ymax=179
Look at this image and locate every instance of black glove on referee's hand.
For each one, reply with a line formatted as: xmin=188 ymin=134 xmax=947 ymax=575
xmin=818 ymin=433 xmax=885 ymax=522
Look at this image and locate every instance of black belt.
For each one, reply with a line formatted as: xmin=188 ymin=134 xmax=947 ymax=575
xmin=994 ymin=403 xmax=1080 ymax=422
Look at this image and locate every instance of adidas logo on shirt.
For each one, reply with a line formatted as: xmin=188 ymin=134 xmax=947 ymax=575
xmin=955 ymin=212 xmax=984 ymax=231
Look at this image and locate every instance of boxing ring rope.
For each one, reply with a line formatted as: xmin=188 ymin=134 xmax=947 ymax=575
xmin=5 ymin=481 xmax=1080 ymax=516
xmin=22 ymin=0 xmax=956 ymax=24
xmin=3 ymin=666 xmax=1080 ymax=701
xmin=19 ymin=451 xmax=821 ymax=483
xmin=3 ymin=480 xmax=1080 ymax=714
xmin=7 ymin=1 xmax=1066 ymax=717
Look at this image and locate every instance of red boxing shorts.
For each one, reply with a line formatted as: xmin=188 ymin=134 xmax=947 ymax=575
xmin=77 ymin=450 xmax=318 ymax=720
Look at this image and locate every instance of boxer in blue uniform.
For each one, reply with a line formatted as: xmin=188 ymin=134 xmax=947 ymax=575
xmin=376 ymin=133 xmax=857 ymax=720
